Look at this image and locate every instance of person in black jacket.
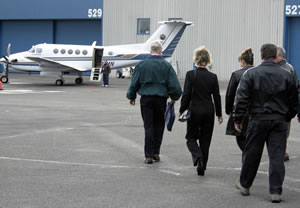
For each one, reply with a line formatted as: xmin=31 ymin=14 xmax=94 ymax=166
xmin=275 ymin=46 xmax=299 ymax=161
xmin=225 ymin=48 xmax=254 ymax=152
xmin=233 ymin=43 xmax=298 ymax=203
xmin=179 ymin=46 xmax=223 ymax=176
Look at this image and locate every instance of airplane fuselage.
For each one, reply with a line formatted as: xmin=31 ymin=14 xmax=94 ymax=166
xmin=7 ymin=44 xmax=152 ymax=73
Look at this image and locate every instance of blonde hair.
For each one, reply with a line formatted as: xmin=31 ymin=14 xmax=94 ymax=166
xmin=193 ymin=46 xmax=212 ymax=68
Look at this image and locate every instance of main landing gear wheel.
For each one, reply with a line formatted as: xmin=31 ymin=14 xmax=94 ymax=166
xmin=75 ymin=77 xmax=83 ymax=85
xmin=116 ymin=71 xmax=122 ymax=79
xmin=55 ymin=79 xmax=64 ymax=86
xmin=0 ymin=76 xmax=8 ymax=83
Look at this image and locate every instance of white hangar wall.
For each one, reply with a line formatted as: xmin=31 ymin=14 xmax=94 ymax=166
xmin=103 ymin=0 xmax=284 ymax=80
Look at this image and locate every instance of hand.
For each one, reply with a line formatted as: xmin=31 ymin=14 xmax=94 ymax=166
xmin=179 ymin=112 xmax=182 ymax=117
xmin=298 ymin=116 xmax=300 ymax=123
xmin=171 ymin=100 xmax=176 ymax=104
xmin=234 ymin=123 xmax=242 ymax=132
xmin=129 ymin=100 xmax=135 ymax=105
xmin=218 ymin=117 xmax=223 ymax=124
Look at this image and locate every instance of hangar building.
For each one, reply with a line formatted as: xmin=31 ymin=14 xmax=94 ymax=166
xmin=0 ymin=0 xmax=299 ymax=80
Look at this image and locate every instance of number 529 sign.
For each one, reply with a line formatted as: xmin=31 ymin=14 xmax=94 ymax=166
xmin=88 ymin=8 xmax=102 ymax=18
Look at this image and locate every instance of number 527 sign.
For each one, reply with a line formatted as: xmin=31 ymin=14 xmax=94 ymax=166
xmin=285 ymin=5 xmax=300 ymax=16
xmin=88 ymin=8 xmax=102 ymax=18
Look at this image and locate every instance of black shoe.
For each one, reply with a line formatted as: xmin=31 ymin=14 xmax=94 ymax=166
xmin=153 ymin=155 xmax=160 ymax=162
xmin=197 ymin=160 xmax=205 ymax=176
xmin=144 ymin=158 xmax=153 ymax=164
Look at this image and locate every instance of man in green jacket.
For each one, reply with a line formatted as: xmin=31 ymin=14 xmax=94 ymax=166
xmin=127 ymin=40 xmax=182 ymax=164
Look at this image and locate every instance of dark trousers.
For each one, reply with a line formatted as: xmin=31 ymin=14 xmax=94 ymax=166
xmin=103 ymin=73 xmax=109 ymax=85
xmin=236 ymin=136 xmax=246 ymax=152
xmin=240 ymin=119 xmax=287 ymax=194
xmin=185 ymin=114 xmax=214 ymax=170
xmin=140 ymin=96 xmax=167 ymax=158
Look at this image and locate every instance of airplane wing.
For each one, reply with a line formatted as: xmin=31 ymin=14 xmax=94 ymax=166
xmin=25 ymin=56 xmax=89 ymax=72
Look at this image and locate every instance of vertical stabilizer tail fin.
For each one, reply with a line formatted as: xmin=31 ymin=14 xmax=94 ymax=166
xmin=143 ymin=21 xmax=192 ymax=57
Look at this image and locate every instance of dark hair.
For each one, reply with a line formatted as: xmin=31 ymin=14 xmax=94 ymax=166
xmin=238 ymin=48 xmax=254 ymax=65
xmin=261 ymin=43 xmax=277 ymax=60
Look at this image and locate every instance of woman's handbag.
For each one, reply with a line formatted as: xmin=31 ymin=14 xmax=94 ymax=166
xmin=178 ymin=109 xmax=191 ymax=122
xmin=178 ymin=70 xmax=196 ymax=122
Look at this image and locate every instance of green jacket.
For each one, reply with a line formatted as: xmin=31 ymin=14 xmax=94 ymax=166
xmin=127 ymin=56 xmax=182 ymax=100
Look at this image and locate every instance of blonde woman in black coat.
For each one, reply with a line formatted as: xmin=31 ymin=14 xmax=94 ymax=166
xmin=179 ymin=46 xmax=223 ymax=176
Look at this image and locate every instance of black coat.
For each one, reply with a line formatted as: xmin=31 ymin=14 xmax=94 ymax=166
xmin=234 ymin=60 xmax=298 ymax=122
xmin=225 ymin=66 xmax=252 ymax=136
xmin=179 ymin=68 xmax=222 ymax=121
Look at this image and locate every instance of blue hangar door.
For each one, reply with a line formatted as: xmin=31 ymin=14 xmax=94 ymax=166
xmin=0 ymin=20 xmax=53 ymax=72
xmin=0 ymin=19 xmax=102 ymax=72
xmin=54 ymin=20 xmax=102 ymax=45
xmin=285 ymin=17 xmax=300 ymax=78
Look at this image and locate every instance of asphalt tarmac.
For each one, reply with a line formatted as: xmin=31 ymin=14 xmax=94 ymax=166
xmin=0 ymin=74 xmax=299 ymax=208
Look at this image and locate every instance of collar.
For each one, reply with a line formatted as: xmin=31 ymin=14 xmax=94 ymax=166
xmin=148 ymin=54 xmax=163 ymax=59
xmin=261 ymin=60 xmax=277 ymax=66
xmin=279 ymin=59 xmax=287 ymax=65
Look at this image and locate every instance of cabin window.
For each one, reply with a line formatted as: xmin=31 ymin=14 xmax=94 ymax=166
xmin=82 ymin=50 xmax=88 ymax=55
xmin=137 ymin=18 xmax=150 ymax=35
xmin=68 ymin=49 xmax=73 ymax=55
xmin=60 ymin=49 xmax=66 ymax=54
xmin=36 ymin=48 xmax=43 ymax=53
xmin=53 ymin=49 xmax=59 ymax=54
xmin=75 ymin=49 xmax=80 ymax=55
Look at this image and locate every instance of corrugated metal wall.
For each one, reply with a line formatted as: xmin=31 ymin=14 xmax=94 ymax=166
xmin=103 ymin=0 xmax=284 ymax=80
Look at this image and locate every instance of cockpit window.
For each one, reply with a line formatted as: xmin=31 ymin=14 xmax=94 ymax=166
xmin=36 ymin=48 xmax=43 ymax=53
xmin=53 ymin=49 xmax=59 ymax=54
xmin=29 ymin=47 xmax=35 ymax=53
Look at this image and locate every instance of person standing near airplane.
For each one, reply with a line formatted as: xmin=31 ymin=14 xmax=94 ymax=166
xmin=275 ymin=46 xmax=299 ymax=161
xmin=126 ymin=40 xmax=182 ymax=164
xmin=102 ymin=61 xmax=111 ymax=87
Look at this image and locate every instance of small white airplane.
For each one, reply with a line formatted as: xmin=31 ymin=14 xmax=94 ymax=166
xmin=0 ymin=20 xmax=192 ymax=86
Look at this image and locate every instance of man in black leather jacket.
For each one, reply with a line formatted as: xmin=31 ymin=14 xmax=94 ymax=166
xmin=233 ymin=43 xmax=298 ymax=203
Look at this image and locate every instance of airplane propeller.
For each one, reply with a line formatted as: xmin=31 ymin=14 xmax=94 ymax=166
xmin=7 ymin=43 xmax=11 ymax=57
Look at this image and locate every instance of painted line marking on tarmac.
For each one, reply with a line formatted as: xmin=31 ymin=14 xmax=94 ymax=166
xmin=0 ymin=156 xmax=181 ymax=176
xmin=159 ymin=169 xmax=181 ymax=176
xmin=284 ymin=184 xmax=300 ymax=193
xmin=0 ymin=89 xmax=63 ymax=94
xmin=0 ymin=156 xmax=145 ymax=169
xmin=0 ymin=127 xmax=74 ymax=139
xmin=260 ymin=156 xmax=298 ymax=166
xmin=1 ymin=156 xmax=300 ymax=192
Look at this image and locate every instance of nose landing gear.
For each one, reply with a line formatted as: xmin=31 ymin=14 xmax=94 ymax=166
xmin=75 ymin=77 xmax=83 ymax=85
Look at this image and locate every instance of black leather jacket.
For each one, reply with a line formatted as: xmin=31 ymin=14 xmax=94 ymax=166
xmin=225 ymin=66 xmax=252 ymax=115
xmin=233 ymin=60 xmax=298 ymax=123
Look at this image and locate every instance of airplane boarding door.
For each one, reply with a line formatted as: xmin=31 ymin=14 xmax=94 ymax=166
xmin=90 ymin=47 xmax=104 ymax=81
